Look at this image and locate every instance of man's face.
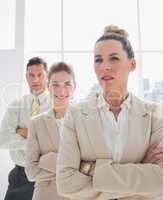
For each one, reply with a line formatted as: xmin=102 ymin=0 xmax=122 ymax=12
xmin=26 ymin=64 xmax=47 ymax=95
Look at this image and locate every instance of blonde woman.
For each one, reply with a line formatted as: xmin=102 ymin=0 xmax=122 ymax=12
xmin=25 ymin=62 xmax=75 ymax=200
xmin=56 ymin=26 xmax=163 ymax=200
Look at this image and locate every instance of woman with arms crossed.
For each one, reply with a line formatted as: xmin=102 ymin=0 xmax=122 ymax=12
xmin=25 ymin=62 xmax=75 ymax=200
xmin=56 ymin=26 xmax=163 ymax=200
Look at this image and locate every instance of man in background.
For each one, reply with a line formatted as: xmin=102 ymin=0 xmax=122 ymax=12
xmin=0 ymin=57 xmax=51 ymax=200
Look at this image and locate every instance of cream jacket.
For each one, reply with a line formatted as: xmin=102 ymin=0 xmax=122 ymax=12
xmin=57 ymin=94 xmax=163 ymax=200
xmin=26 ymin=109 xmax=67 ymax=200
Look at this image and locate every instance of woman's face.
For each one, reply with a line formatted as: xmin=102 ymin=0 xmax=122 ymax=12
xmin=94 ymin=39 xmax=136 ymax=94
xmin=48 ymin=71 xmax=75 ymax=109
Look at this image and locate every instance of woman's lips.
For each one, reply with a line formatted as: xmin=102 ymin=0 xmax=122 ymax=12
xmin=101 ymin=75 xmax=114 ymax=81
xmin=54 ymin=95 xmax=69 ymax=100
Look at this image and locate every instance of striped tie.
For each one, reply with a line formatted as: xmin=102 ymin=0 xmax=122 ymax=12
xmin=31 ymin=97 xmax=40 ymax=117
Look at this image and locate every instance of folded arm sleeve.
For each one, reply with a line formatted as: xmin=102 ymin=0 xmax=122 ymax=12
xmin=93 ymin=104 xmax=163 ymax=196
xmin=25 ymin=120 xmax=55 ymax=182
xmin=56 ymin=109 xmax=100 ymax=199
xmin=0 ymin=99 xmax=26 ymax=150
xmin=39 ymin=152 xmax=58 ymax=173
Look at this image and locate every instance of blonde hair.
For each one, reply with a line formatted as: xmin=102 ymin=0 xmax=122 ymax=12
xmin=48 ymin=62 xmax=76 ymax=86
xmin=96 ymin=25 xmax=134 ymax=58
xmin=104 ymin=25 xmax=128 ymax=38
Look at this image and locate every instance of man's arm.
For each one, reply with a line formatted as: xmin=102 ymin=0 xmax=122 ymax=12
xmin=16 ymin=128 xmax=28 ymax=138
xmin=0 ymin=99 xmax=26 ymax=150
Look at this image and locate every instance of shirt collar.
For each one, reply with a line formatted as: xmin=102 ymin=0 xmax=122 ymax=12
xmin=31 ymin=90 xmax=49 ymax=104
xmin=97 ymin=92 xmax=132 ymax=110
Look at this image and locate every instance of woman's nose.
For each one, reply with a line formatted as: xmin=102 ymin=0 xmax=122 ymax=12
xmin=103 ymin=63 xmax=112 ymax=71
xmin=58 ymin=87 xmax=67 ymax=95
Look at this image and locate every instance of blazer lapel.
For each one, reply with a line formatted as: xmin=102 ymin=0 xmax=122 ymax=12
xmin=121 ymin=95 xmax=151 ymax=163
xmin=43 ymin=109 xmax=60 ymax=151
xmin=81 ymin=97 xmax=111 ymax=159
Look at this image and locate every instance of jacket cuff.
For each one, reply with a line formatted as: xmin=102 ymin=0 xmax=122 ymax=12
xmin=39 ymin=152 xmax=57 ymax=173
xmin=93 ymin=159 xmax=113 ymax=191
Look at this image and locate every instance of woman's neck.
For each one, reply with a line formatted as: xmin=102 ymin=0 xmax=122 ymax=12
xmin=104 ymin=88 xmax=128 ymax=116
xmin=53 ymin=107 xmax=67 ymax=119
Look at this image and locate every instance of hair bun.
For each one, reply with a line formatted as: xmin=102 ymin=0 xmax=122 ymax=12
xmin=104 ymin=25 xmax=128 ymax=38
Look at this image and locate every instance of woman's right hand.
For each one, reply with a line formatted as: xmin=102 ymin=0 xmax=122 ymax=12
xmin=143 ymin=141 xmax=163 ymax=164
xmin=80 ymin=160 xmax=96 ymax=176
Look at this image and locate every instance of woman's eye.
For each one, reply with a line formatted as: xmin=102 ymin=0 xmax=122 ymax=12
xmin=52 ymin=84 xmax=59 ymax=87
xmin=94 ymin=58 xmax=103 ymax=63
xmin=110 ymin=57 xmax=119 ymax=61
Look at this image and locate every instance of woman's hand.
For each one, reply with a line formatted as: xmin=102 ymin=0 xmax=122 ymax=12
xmin=143 ymin=141 xmax=163 ymax=164
xmin=80 ymin=160 xmax=96 ymax=176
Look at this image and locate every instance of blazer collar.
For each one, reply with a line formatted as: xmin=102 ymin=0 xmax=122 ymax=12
xmin=81 ymin=95 xmax=111 ymax=158
xmin=97 ymin=92 xmax=132 ymax=110
xmin=81 ymin=94 xmax=152 ymax=161
xmin=43 ymin=109 xmax=60 ymax=150
xmin=121 ymin=95 xmax=152 ymax=162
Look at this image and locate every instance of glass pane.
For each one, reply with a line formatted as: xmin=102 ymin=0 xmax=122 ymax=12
xmin=128 ymin=53 xmax=139 ymax=96
xmin=0 ymin=0 xmax=15 ymax=49
xmin=25 ymin=53 xmax=61 ymax=68
xmin=1 ymin=82 xmax=21 ymax=107
xmin=64 ymin=0 xmax=138 ymax=51
xmin=142 ymin=53 xmax=163 ymax=102
xmin=25 ymin=0 xmax=61 ymax=51
xmin=140 ymin=0 xmax=163 ymax=50
xmin=63 ymin=53 xmax=97 ymax=101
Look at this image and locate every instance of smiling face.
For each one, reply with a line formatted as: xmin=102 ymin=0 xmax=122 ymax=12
xmin=94 ymin=39 xmax=136 ymax=97
xmin=48 ymin=71 xmax=75 ymax=110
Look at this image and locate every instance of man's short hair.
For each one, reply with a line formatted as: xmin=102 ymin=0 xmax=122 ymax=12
xmin=26 ymin=57 xmax=48 ymax=72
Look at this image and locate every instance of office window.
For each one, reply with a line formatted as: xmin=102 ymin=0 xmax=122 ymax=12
xmin=142 ymin=54 xmax=163 ymax=102
xmin=63 ymin=53 xmax=97 ymax=100
xmin=25 ymin=0 xmax=61 ymax=51
xmin=140 ymin=0 xmax=163 ymax=51
xmin=25 ymin=0 xmax=142 ymax=101
xmin=139 ymin=0 xmax=163 ymax=102
xmin=0 ymin=0 xmax=16 ymax=49
xmin=63 ymin=0 xmax=139 ymax=51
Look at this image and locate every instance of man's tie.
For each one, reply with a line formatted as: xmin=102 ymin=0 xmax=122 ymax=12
xmin=31 ymin=96 xmax=40 ymax=117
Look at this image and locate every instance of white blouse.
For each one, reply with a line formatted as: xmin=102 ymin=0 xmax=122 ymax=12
xmin=97 ymin=93 xmax=131 ymax=162
xmin=56 ymin=118 xmax=64 ymax=134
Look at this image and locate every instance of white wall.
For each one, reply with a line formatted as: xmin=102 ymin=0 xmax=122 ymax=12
xmin=0 ymin=0 xmax=25 ymax=199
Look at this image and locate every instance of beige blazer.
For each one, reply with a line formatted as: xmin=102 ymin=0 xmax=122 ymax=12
xmin=56 ymin=94 xmax=163 ymax=200
xmin=25 ymin=109 xmax=67 ymax=200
